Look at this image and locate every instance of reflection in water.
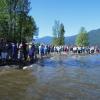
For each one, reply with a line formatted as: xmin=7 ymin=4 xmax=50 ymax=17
xmin=0 ymin=54 xmax=100 ymax=100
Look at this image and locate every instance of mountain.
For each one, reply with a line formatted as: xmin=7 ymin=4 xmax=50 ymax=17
xmin=88 ymin=29 xmax=100 ymax=46
xmin=35 ymin=36 xmax=53 ymax=44
xmin=64 ymin=35 xmax=76 ymax=45
xmin=35 ymin=36 xmax=76 ymax=45
xmin=35 ymin=28 xmax=100 ymax=46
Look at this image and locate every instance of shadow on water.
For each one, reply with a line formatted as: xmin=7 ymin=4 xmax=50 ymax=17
xmin=0 ymin=54 xmax=100 ymax=100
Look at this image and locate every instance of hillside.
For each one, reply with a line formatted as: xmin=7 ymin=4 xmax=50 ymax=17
xmin=35 ymin=28 xmax=100 ymax=46
xmin=35 ymin=36 xmax=53 ymax=44
xmin=88 ymin=29 xmax=100 ymax=46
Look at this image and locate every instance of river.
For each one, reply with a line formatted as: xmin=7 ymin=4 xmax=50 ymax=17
xmin=0 ymin=54 xmax=100 ymax=100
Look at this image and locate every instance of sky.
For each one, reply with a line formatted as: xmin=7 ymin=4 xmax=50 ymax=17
xmin=30 ymin=0 xmax=100 ymax=38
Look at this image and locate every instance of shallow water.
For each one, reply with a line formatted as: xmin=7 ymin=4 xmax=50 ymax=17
xmin=0 ymin=54 xmax=100 ymax=100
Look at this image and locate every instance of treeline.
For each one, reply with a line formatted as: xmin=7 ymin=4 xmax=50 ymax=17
xmin=52 ymin=20 xmax=89 ymax=46
xmin=0 ymin=0 xmax=37 ymax=42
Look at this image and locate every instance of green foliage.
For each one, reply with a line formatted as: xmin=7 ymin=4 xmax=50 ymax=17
xmin=0 ymin=0 xmax=7 ymax=12
xmin=0 ymin=19 xmax=9 ymax=38
xmin=52 ymin=20 xmax=65 ymax=45
xmin=0 ymin=0 xmax=38 ymax=42
xmin=59 ymin=23 xmax=65 ymax=45
xmin=76 ymin=27 xmax=89 ymax=46
xmin=52 ymin=20 xmax=59 ymax=45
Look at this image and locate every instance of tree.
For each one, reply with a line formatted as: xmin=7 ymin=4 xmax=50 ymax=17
xmin=0 ymin=0 xmax=9 ymax=39
xmin=0 ymin=0 xmax=38 ymax=42
xmin=52 ymin=20 xmax=65 ymax=45
xmin=11 ymin=0 xmax=31 ymax=42
xmin=52 ymin=20 xmax=59 ymax=45
xmin=4 ymin=0 xmax=19 ymax=41
xmin=59 ymin=23 xmax=65 ymax=45
xmin=76 ymin=27 xmax=89 ymax=46
xmin=18 ymin=16 xmax=37 ymax=42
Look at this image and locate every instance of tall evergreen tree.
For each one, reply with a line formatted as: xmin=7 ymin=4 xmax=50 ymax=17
xmin=59 ymin=23 xmax=65 ymax=45
xmin=76 ymin=27 xmax=89 ymax=46
xmin=52 ymin=20 xmax=60 ymax=45
xmin=52 ymin=20 xmax=65 ymax=45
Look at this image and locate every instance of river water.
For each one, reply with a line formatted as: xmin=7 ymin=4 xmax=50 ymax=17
xmin=0 ymin=54 xmax=100 ymax=100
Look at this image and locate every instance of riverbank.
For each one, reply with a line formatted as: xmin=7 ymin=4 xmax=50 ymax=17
xmin=0 ymin=52 xmax=100 ymax=71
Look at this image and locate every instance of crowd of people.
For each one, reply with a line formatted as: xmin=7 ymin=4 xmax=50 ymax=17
xmin=39 ymin=45 xmax=100 ymax=55
xmin=0 ymin=39 xmax=100 ymax=66
xmin=0 ymin=40 xmax=37 ymax=66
